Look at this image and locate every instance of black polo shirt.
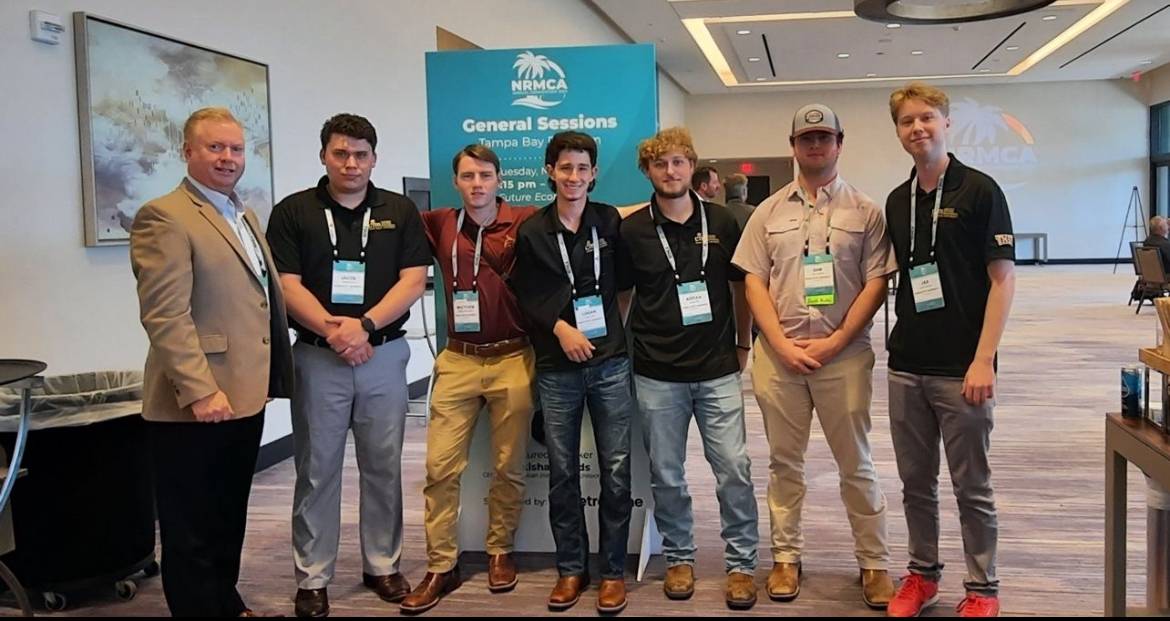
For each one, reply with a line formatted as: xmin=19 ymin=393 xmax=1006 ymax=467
xmin=512 ymin=201 xmax=626 ymax=372
xmin=266 ymin=176 xmax=432 ymax=342
xmin=618 ymin=193 xmax=743 ymax=382
xmin=885 ymin=155 xmax=1015 ymax=377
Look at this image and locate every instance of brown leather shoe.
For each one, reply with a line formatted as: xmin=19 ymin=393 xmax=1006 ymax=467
xmin=663 ymin=564 xmax=694 ymax=600
xmin=597 ymin=578 xmax=627 ymax=614
xmin=548 ymin=575 xmax=590 ymax=611
xmin=487 ymin=553 xmax=518 ymax=592
xmin=861 ymin=568 xmax=895 ymax=610
xmin=399 ymin=567 xmax=462 ymax=615
xmin=363 ymin=572 xmax=411 ymax=603
xmin=294 ymin=588 xmax=329 ymax=617
xmin=767 ymin=562 xmax=801 ymax=602
xmin=725 ymin=572 xmax=757 ymax=610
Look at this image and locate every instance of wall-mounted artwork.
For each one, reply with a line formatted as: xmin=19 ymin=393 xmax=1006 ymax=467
xmin=74 ymin=13 xmax=274 ymax=246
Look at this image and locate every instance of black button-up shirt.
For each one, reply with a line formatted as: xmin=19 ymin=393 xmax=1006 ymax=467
xmin=266 ymin=177 xmax=432 ymax=342
xmin=618 ymin=193 xmax=743 ymax=382
xmin=512 ymin=201 xmax=626 ymax=372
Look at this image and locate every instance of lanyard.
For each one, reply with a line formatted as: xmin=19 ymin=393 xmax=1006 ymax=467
xmin=324 ymin=208 xmax=371 ymax=261
xmin=556 ymin=225 xmax=600 ymax=297
xmin=798 ymin=186 xmax=833 ymax=256
xmin=909 ymin=169 xmax=946 ymax=262
xmin=649 ymin=193 xmax=708 ymax=282
xmin=451 ymin=209 xmax=486 ymax=290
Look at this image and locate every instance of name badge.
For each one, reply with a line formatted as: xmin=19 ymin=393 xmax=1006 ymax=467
xmin=909 ymin=263 xmax=945 ymax=312
xmin=573 ymin=295 xmax=608 ymax=339
xmin=677 ymin=280 xmax=713 ymax=326
xmin=331 ymin=260 xmax=365 ymax=304
xmin=803 ymin=253 xmax=836 ymax=306
xmin=453 ymin=290 xmax=481 ymax=332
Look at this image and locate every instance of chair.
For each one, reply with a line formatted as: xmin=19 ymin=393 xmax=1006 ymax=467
xmin=1130 ymin=241 xmax=1145 ymax=305
xmin=1134 ymin=246 xmax=1170 ymax=313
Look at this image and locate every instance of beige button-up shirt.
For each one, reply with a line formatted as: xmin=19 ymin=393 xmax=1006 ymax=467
xmin=732 ymin=175 xmax=897 ymax=359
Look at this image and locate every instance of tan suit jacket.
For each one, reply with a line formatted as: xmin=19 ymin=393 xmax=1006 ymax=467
xmin=130 ymin=179 xmax=294 ymax=423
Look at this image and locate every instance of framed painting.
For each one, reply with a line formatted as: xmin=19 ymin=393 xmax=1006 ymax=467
xmin=74 ymin=13 xmax=274 ymax=246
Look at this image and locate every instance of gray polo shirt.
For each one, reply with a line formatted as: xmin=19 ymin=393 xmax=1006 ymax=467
xmin=732 ymin=175 xmax=896 ymax=359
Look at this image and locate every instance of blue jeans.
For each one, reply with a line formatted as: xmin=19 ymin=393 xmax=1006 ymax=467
xmin=538 ymin=355 xmax=634 ymax=578
xmin=635 ymin=372 xmax=759 ymax=574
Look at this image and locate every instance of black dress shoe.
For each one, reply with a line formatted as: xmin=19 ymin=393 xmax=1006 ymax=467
xmin=294 ymin=588 xmax=329 ymax=618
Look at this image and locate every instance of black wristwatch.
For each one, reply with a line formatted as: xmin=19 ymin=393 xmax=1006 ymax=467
xmin=360 ymin=316 xmax=376 ymax=334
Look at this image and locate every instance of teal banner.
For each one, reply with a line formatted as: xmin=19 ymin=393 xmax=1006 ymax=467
xmin=425 ymin=43 xmax=658 ymax=209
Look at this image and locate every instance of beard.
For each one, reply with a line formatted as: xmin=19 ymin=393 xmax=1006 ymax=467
xmin=653 ymin=183 xmax=689 ymax=200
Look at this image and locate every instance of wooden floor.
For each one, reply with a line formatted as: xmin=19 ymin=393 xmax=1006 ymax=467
xmin=33 ymin=265 xmax=1166 ymax=617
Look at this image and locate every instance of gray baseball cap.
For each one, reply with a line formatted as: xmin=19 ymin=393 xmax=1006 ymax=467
xmin=791 ymin=103 xmax=843 ymax=137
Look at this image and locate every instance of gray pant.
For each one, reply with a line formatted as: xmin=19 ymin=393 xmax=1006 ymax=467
xmin=291 ymin=338 xmax=410 ymax=589
xmin=887 ymin=370 xmax=998 ymax=595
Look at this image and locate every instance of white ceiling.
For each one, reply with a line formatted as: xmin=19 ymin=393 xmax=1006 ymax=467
xmin=589 ymin=0 xmax=1170 ymax=93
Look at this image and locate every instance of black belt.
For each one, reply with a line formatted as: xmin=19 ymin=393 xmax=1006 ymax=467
xmin=297 ymin=332 xmax=399 ymax=348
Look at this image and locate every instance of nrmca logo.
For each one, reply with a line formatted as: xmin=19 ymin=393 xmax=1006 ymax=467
xmin=950 ymin=98 xmax=1037 ymax=168
xmin=511 ymin=51 xmax=568 ymax=110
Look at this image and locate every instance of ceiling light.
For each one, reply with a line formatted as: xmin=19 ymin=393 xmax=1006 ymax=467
xmin=979 ymin=68 xmax=992 ymax=72
xmin=1042 ymin=15 xmax=1057 ymax=20
xmin=866 ymin=72 xmax=877 ymax=77
xmin=748 ymin=57 xmax=761 ymax=62
xmin=756 ymin=77 xmax=767 ymax=81
xmin=1006 ymin=45 xmax=1020 ymax=51
xmin=737 ymin=29 xmax=752 ymax=34
xmin=1140 ymin=60 xmax=1153 ymax=65
xmin=837 ymin=52 xmax=851 ymax=58
xmin=911 ymin=50 xmax=924 ymax=55
xmin=886 ymin=23 xmax=901 ymax=28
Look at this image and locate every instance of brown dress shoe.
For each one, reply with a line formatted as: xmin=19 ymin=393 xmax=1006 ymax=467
xmin=363 ymin=572 xmax=411 ymax=603
xmin=548 ymin=575 xmax=590 ymax=611
xmin=861 ymin=568 xmax=896 ymax=610
xmin=487 ymin=553 xmax=518 ymax=592
xmin=725 ymin=572 xmax=757 ymax=610
xmin=294 ymin=587 xmax=329 ymax=617
xmin=399 ymin=567 xmax=462 ymax=615
xmin=597 ymin=578 xmax=627 ymax=614
xmin=767 ymin=562 xmax=801 ymax=601
xmin=663 ymin=564 xmax=695 ymax=600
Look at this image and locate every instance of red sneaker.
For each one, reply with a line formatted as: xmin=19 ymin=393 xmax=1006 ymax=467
xmin=887 ymin=574 xmax=940 ymax=617
xmin=957 ymin=592 xmax=1000 ymax=617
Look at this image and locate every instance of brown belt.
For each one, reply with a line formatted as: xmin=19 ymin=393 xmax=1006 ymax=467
xmin=446 ymin=336 xmax=530 ymax=358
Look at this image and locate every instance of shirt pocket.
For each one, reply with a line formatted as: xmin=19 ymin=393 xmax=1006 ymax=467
xmin=765 ymin=219 xmax=804 ymax=262
xmin=829 ymin=212 xmax=867 ymax=265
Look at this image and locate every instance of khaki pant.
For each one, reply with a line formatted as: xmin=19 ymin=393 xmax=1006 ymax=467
xmin=423 ymin=347 xmax=535 ymax=572
xmin=751 ymin=341 xmax=889 ymax=569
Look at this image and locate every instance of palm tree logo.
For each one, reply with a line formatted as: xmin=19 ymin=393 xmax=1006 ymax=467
xmin=950 ymin=97 xmax=1035 ymax=146
xmin=511 ymin=51 xmax=568 ymax=110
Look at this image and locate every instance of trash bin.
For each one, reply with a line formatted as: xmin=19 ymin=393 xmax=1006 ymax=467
xmin=0 ymin=371 xmax=157 ymax=611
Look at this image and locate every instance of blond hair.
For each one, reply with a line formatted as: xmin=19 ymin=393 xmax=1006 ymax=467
xmin=637 ymin=127 xmax=698 ymax=172
xmin=889 ymin=82 xmax=949 ymax=123
xmin=183 ymin=107 xmax=242 ymax=146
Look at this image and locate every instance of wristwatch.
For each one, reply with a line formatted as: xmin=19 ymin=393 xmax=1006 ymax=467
xmin=360 ymin=315 xmax=376 ymax=334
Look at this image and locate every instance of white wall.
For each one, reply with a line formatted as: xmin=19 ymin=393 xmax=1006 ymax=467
xmin=0 ymin=0 xmax=681 ymax=444
xmin=687 ymin=80 xmax=1149 ymax=260
xmin=1150 ymin=63 xmax=1170 ymax=105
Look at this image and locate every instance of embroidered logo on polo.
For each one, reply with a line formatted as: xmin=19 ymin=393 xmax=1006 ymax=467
xmin=694 ymin=232 xmax=720 ymax=245
xmin=584 ymin=238 xmax=610 ymax=253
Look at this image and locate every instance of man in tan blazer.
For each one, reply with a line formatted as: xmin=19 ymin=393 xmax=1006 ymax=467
xmin=131 ymin=107 xmax=294 ymax=617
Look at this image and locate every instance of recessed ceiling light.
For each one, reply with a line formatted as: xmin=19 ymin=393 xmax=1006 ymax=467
xmin=1042 ymin=15 xmax=1057 ymax=21
xmin=911 ymin=50 xmax=924 ymax=55
xmin=748 ymin=57 xmax=761 ymax=62
xmin=837 ymin=52 xmax=851 ymax=59
xmin=737 ymin=29 xmax=751 ymax=35
xmin=1140 ymin=60 xmax=1154 ymax=65
xmin=756 ymin=77 xmax=767 ymax=81
xmin=866 ymin=73 xmax=877 ymax=77
xmin=709 ymin=160 xmax=717 ymax=163
xmin=1006 ymin=45 xmax=1020 ymax=51
xmin=886 ymin=23 xmax=901 ymax=29
xmin=979 ymin=68 xmax=991 ymax=73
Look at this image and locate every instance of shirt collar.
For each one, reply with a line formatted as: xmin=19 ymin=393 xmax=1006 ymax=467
xmin=314 ymin=176 xmax=384 ymax=211
xmin=186 ymin=175 xmax=239 ymax=220
xmin=910 ymin=152 xmax=967 ymax=195
xmin=787 ymin=175 xmax=845 ymax=205
xmin=649 ymin=190 xmax=704 ymax=227
xmin=545 ymin=201 xmax=601 ymax=234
